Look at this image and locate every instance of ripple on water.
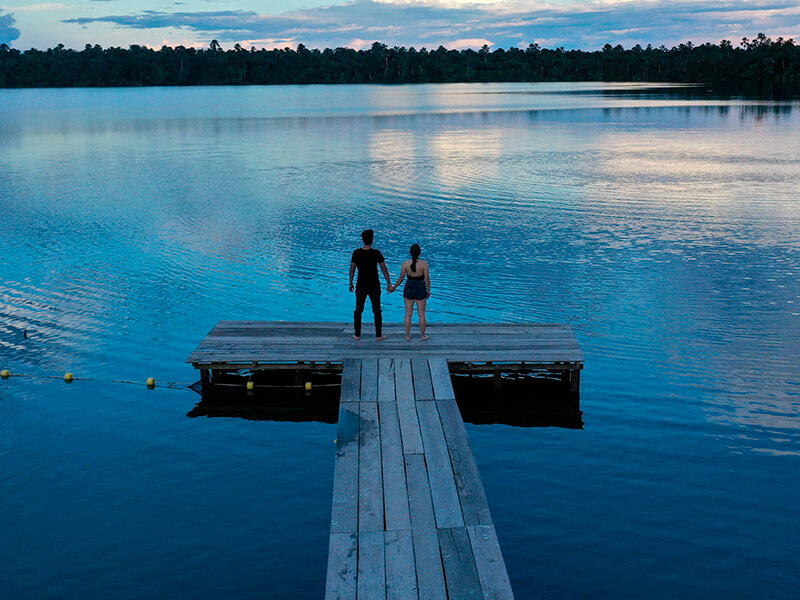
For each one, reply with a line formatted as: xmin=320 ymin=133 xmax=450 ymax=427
xmin=1 ymin=83 xmax=799 ymax=599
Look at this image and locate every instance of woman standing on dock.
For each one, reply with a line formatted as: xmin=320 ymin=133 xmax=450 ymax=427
xmin=390 ymin=244 xmax=431 ymax=341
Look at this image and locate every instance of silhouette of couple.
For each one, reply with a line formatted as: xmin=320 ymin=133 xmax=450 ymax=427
xmin=349 ymin=229 xmax=431 ymax=341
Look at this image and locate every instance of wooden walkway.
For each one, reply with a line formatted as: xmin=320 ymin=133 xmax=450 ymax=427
xmin=187 ymin=322 xmax=585 ymax=598
xmin=327 ymin=357 xmax=513 ymax=600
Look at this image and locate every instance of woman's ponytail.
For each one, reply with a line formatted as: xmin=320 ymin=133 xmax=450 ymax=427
xmin=410 ymin=244 xmax=421 ymax=273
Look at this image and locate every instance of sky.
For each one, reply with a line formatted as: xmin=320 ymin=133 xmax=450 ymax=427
xmin=1 ymin=0 xmax=799 ymax=51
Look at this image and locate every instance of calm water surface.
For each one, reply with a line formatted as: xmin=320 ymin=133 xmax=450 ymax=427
xmin=1 ymin=83 xmax=799 ymax=599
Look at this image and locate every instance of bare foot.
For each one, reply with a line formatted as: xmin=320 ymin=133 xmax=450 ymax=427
xmin=376 ymin=336 xmax=387 ymax=341
xmin=405 ymin=335 xmax=411 ymax=341
xmin=352 ymin=335 xmax=360 ymax=341
xmin=421 ymin=335 xmax=430 ymax=341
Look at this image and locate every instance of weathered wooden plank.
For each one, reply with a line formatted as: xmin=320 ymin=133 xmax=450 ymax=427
xmin=428 ymin=358 xmax=455 ymax=401
xmin=331 ymin=401 xmax=360 ymax=534
xmin=397 ymin=401 xmax=424 ymax=455
xmin=404 ymin=454 xmax=437 ymax=532
xmin=403 ymin=453 xmax=449 ymax=598
xmin=189 ymin=350 xmax=584 ymax=365
xmin=215 ymin=320 xmax=345 ymax=327
xmin=340 ymin=358 xmax=361 ymax=403
xmin=197 ymin=331 xmax=578 ymax=342
xmin=204 ymin=330 xmax=574 ymax=342
xmin=360 ymin=358 xmax=379 ymax=402
xmin=385 ymin=529 xmax=418 ymax=600
xmin=212 ymin=320 xmax=569 ymax=330
xmin=395 ymin=359 xmax=424 ymax=454
xmin=394 ymin=358 xmax=415 ymax=404
xmin=192 ymin=345 xmax=582 ymax=357
xmin=348 ymin=341 xmax=578 ymax=349
xmin=411 ymin=527 xmax=447 ymax=600
xmin=416 ymin=402 xmax=463 ymax=529
xmin=348 ymin=331 xmax=576 ymax=339
xmin=437 ymin=399 xmax=492 ymax=526
xmin=206 ymin=335 xmax=343 ymax=343
xmin=468 ymin=525 xmax=514 ymax=600
xmin=378 ymin=358 xmax=396 ymax=403
xmin=357 ymin=530 xmax=386 ymax=600
xmin=438 ymin=527 xmax=483 ymax=600
xmin=325 ymin=533 xmax=358 ymax=600
xmin=188 ymin=353 xmax=340 ymax=362
xmin=411 ymin=358 xmax=434 ymax=400
xmin=359 ymin=402 xmax=384 ymax=532
xmin=414 ymin=322 xmax=570 ymax=329
xmin=343 ymin=342 xmax=580 ymax=351
xmin=379 ymin=401 xmax=412 ymax=531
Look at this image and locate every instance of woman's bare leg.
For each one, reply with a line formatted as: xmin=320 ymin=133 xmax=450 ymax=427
xmin=404 ymin=298 xmax=414 ymax=340
xmin=417 ymin=299 xmax=428 ymax=340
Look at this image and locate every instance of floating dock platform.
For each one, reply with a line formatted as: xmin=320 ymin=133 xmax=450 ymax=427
xmin=187 ymin=322 xmax=584 ymax=599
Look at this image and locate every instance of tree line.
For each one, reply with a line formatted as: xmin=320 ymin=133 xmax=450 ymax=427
xmin=1 ymin=34 xmax=798 ymax=88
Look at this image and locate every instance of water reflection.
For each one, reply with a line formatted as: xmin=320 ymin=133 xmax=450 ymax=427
xmin=188 ymin=391 xmax=339 ymax=424
xmin=2 ymin=82 xmax=800 ymax=600
xmin=2 ymin=83 xmax=798 ymax=440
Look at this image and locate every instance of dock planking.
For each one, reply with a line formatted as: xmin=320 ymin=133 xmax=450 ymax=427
xmin=187 ymin=322 xmax=584 ymax=598
xmin=186 ymin=322 xmax=584 ymax=368
xmin=325 ymin=358 xmax=514 ymax=599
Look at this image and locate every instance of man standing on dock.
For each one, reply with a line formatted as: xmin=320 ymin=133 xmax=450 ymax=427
xmin=350 ymin=229 xmax=392 ymax=341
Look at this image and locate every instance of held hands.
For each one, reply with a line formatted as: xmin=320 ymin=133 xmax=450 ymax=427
xmin=387 ymin=284 xmax=395 ymax=293
xmin=349 ymin=283 xmax=354 ymax=293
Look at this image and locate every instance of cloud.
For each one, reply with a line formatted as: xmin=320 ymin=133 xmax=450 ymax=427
xmin=444 ymin=38 xmax=494 ymax=49
xmin=61 ymin=0 xmax=800 ymax=50
xmin=7 ymin=3 xmax=73 ymax=10
xmin=0 ymin=10 xmax=21 ymax=46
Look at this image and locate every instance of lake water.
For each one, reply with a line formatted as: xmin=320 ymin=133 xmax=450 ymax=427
xmin=1 ymin=82 xmax=799 ymax=599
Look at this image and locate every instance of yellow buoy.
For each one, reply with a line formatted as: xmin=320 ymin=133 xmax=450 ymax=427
xmin=0 ymin=369 xmax=10 ymax=378
xmin=64 ymin=372 xmax=74 ymax=383
xmin=246 ymin=381 xmax=255 ymax=391
xmin=146 ymin=377 xmax=156 ymax=388
xmin=305 ymin=382 xmax=313 ymax=391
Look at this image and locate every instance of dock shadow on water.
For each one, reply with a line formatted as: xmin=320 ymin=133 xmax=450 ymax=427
xmin=451 ymin=370 xmax=583 ymax=429
xmin=187 ymin=367 xmax=583 ymax=430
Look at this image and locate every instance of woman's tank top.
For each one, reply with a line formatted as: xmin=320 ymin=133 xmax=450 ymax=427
xmin=408 ymin=262 xmax=424 ymax=281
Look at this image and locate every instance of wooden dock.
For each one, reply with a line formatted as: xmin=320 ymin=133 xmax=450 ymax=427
xmin=187 ymin=322 xmax=584 ymax=599
xmin=187 ymin=322 xmax=583 ymax=372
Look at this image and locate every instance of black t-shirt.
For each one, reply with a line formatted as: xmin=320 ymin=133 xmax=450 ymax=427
xmin=351 ymin=248 xmax=385 ymax=289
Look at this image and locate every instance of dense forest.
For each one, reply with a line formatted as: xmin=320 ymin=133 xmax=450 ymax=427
xmin=1 ymin=34 xmax=798 ymax=88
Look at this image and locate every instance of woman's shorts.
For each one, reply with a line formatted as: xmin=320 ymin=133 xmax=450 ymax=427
xmin=403 ymin=280 xmax=429 ymax=300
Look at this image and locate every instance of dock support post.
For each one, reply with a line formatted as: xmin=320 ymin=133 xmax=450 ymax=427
xmin=568 ymin=368 xmax=580 ymax=414
xmin=200 ymin=369 xmax=210 ymax=386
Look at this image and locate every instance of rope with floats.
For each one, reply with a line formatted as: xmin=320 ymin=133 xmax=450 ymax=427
xmin=0 ymin=369 xmax=335 ymax=392
xmin=0 ymin=369 xmax=190 ymax=390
